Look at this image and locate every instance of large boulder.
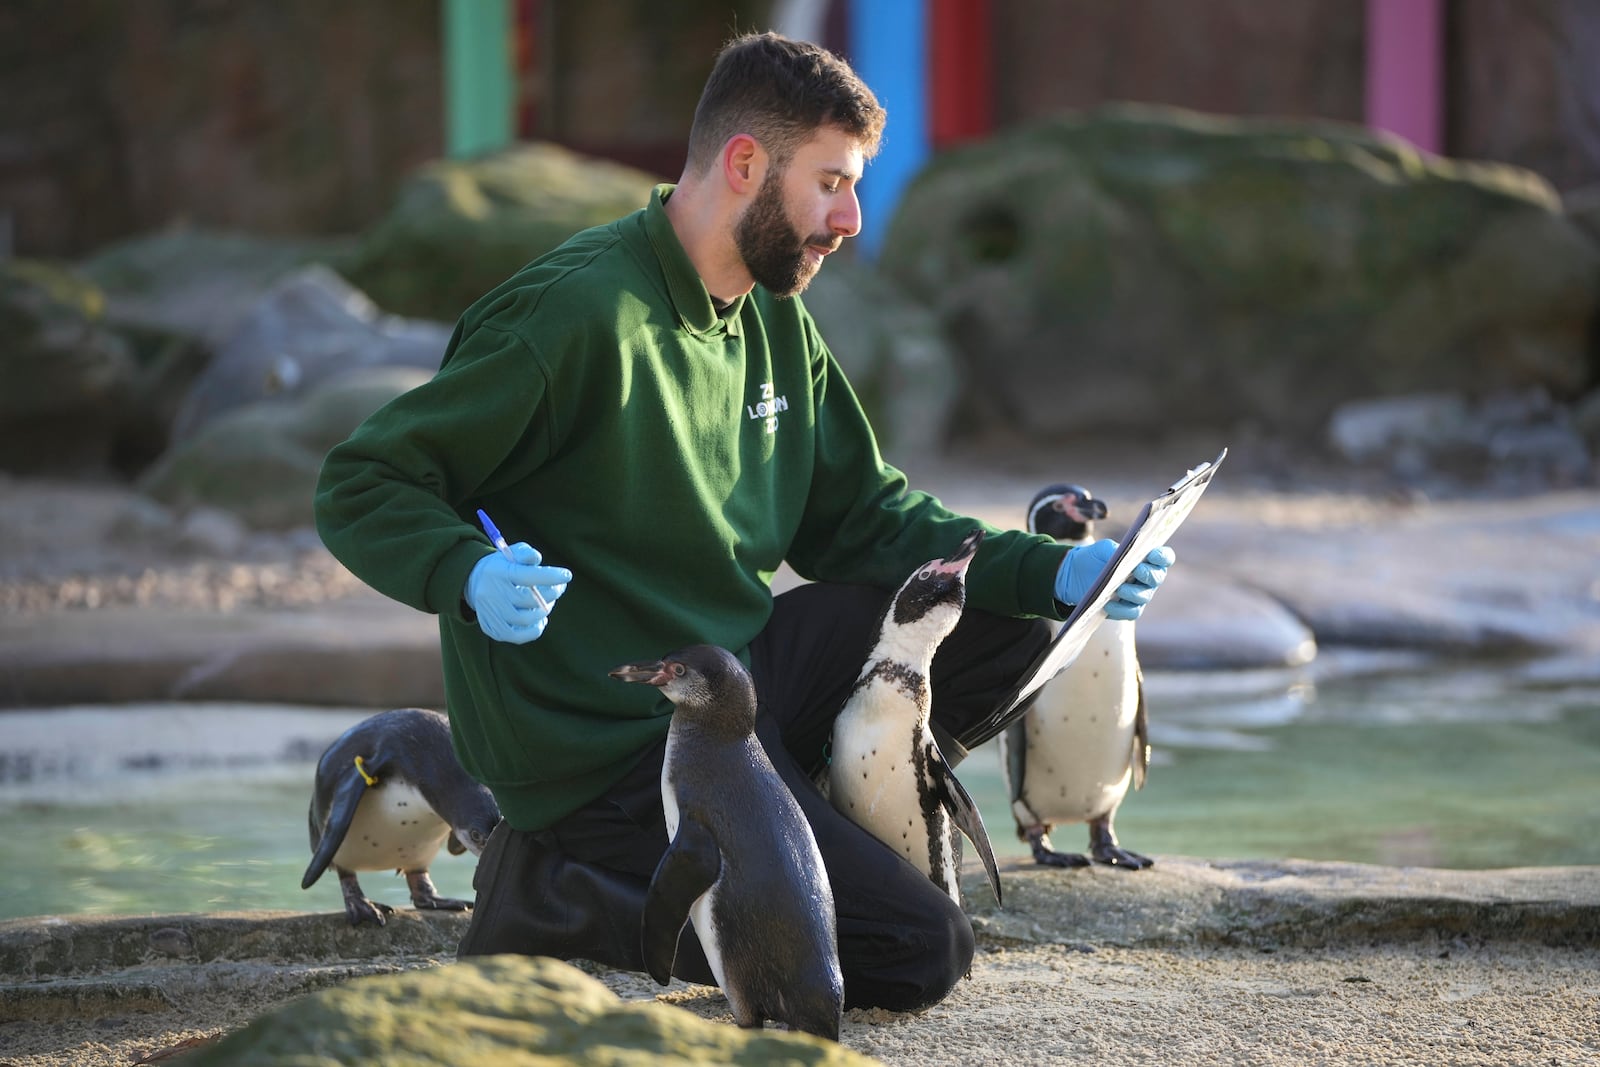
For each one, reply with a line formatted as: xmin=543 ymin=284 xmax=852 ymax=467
xmin=337 ymin=142 xmax=664 ymax=323
xmin=78 ymin=227 xmax=352 ymax=347
xmin=879 ymin=104 xmax=1600 ymax=444
xmin=169 ymin=264 xmax=451 ymax=440
xmin=802 ymin=258 xmax=961 ymax=457
xmin=138 ymin=365 xmax=432 ymax=530
xmin=183 ymin=954 xmax=878 ymax=1067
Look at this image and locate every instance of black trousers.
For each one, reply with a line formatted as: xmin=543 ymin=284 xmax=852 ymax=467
xmin=458 ymin=582 xmax=1050 ymax=1012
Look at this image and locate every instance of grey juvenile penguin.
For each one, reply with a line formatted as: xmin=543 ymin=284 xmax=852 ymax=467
xmin=610 ymin=644 xmax=844 ymax=1040
xmin=998 ymin=484 xmax=1153 ymax=869
xmin=826 ymin=528 xmax=1003 ymax=907
xmin=302 ymin=707 xmax=501 ymax=925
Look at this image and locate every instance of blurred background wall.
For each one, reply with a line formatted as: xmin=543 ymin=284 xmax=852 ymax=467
xmin=5 ymin=0 xmax=1599 ymax=260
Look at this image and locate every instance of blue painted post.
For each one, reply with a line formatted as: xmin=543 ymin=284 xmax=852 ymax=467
xmin=846 ymin=0 xmax=929 ymax=260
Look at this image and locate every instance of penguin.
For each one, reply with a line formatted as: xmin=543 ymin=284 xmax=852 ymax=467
xmin=998 ymin=483 xmax=1154 ymax=869
xmin=610 ymin=644 xmax=844 ymax=1041
xmin=826 ymin=528 xmax=1003 ymax=908
xmin=302 ymin=707 xmax=502 ymax=926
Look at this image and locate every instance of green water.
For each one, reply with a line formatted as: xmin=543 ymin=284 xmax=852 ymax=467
xmin=2 ymin=668 xmax=1597 ymax=920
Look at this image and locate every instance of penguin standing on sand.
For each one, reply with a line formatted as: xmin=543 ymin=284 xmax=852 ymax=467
xmin=610 ymin=645 xmax=844 ymax=1041
xmin=302 ymin=707 xmax=502 ymax=925
xmin=827 ymin=528 xmax=1003 ymax=907
xmin=998 ymin=484 xmax=1154 ymax=869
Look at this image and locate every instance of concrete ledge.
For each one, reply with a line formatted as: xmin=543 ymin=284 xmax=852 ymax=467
xmin=4 ymin=859 xmax=1594 ymax=988
xmin=967 ymin=858 xmax=1600 ymax=949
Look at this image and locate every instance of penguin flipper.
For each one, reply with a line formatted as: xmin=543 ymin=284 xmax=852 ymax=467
xmin=934 ymin=751 xmax=1003 ymax=906
xmin=1132 ymin=668 xmax=1150 ymax=791
xmin=1001 ymin=720 xmax=1027 ymax=806
xmin=642 ymin=819 xmax=721 ymax=986
xmin=302 ymin=763 xmax=374 ymax=890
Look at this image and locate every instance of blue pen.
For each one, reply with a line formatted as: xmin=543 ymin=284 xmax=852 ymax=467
xmin=476 ymin=509 xmax=551 ymax=611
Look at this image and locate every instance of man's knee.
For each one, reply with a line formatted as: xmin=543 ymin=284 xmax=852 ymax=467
xmin=842 ymin=892 xmax=975 ymax=1013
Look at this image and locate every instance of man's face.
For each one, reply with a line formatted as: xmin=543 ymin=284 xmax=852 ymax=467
xmin=734 ymin=126 xmax=864 ymax=298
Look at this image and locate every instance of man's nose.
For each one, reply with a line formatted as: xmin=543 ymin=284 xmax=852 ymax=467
xmin=830 ymin=187 xmax=862 ymax=239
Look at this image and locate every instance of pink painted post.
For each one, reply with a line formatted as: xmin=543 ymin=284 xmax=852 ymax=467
xmin=1365 ymin=0 xmax=1443 ymax=153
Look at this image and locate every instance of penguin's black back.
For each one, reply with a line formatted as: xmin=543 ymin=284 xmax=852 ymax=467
xmin=307 ymin=708 xmax=498 ymax=860
xmin=659 ymin=646 xmax=843 ymax=1036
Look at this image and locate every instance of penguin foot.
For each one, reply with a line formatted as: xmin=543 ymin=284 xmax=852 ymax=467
xmin=344 ymin=895 xmax=395 ymax=926
xmin=1091 ymin=844 xmax=1155 ymax=870
xmin=339 ymin=872 xmax=395 ymax=926
xmin=413 ymin=894 xmax=474 ymax=912
xmin=406 ymin=870 xmax=473 ymax=912
xmin=1087 ymin=817 xmax=1154 ymax=870
xmin=1028 ymin=832 xmax=1092 ymax=868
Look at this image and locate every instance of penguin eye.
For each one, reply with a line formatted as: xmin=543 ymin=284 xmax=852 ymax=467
xmin=671 ymin=663 xmax=686 ymax=677
xmin=917 ymin=566 xmax=935 ymax=581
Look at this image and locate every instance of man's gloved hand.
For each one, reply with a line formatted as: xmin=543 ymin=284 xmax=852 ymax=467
xmin=1054 ymin=540 xmax=1175 ymax=622
xmin=464 ymin=542 xmax=571 ymax=644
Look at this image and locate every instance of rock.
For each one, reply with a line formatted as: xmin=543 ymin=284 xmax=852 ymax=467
xmin=1135 ymin=567 xmax=1317 ymax=670
xmin=139 ymin=365 xmax=433 ymax=529
xmin=78 ymin=228 xmax=353 ymax=348
xmin=879 ymin=104 xmax=1600 ymax=444
xmin=338 ymin=142 xmax=664 ymax=323
xmin=802 ymin=258 xmax=961 ymax=455
xmin=1327 ymin=388 xmax=1593 ymax=489
xmin=170 ymin=265 xmax=450 ymax=440
xmin=0 ymin=260 xmax=139 ymax=476
xmin=181 ymin=954 xmax=878 ymax=1067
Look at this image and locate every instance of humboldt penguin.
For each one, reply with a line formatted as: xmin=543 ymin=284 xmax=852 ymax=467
xmin=998 ymin=484 xmax=1153 ymax=869
xmin=302 ymin=707 xmax=501 ymax=925
xmin=610 ymin=645 xmax=844 ymax=1040
xmin=827 ymin=528 xmax=1003 ymax=907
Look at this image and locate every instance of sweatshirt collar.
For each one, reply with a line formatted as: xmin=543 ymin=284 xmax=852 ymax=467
xmin=643 ymin=184 xmax=745 ymax=338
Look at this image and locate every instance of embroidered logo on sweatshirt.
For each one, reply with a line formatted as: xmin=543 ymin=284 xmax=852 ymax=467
xmin=747 ymin=381 xmax=788 ymax=435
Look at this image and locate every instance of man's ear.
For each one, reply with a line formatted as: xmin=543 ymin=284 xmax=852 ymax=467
xmin=720 ymin=133 xmax=766 ymax=195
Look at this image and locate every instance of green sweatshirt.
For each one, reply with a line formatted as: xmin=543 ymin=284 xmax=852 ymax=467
xmin=315 ymin=185 xmax=1069 ymax=830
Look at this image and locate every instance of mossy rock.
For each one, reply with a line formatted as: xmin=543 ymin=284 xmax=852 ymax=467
xmin=185 ymin=955 xmax=881 ymax=1067
xmin=879 ymin=103 xmax=1600 ymax=442
xmin=338 ymin=143 xmax=664 ymax=322
xmin=138 ymin=366 xmax=431 ymax=529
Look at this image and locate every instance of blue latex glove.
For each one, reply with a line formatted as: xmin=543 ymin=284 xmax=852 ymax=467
xmin=1054 ymin=540 xmax=1175 ymax=622
xmin=464 ymin=542 xmax=572 ymax=644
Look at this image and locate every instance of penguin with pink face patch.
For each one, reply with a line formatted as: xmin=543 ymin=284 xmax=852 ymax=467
xmin=827 ymin=528 xmax=1003 ymax=908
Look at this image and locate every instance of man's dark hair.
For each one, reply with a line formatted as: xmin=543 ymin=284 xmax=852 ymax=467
xmin=684 ymin=31 xmax=886 ymax=174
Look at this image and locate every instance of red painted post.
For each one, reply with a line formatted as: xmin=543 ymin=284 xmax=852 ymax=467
xmin=930 ymin=0 xmax=993 ymax=149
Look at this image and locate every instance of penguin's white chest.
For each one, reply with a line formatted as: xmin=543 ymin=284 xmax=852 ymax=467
xmin=330 ymin=781 xmax=451 ymax=873
xmin=1010 ymin=621 xmax=1140 ymax=822
xmin=829 ymin=678 xmax=952 ymax=881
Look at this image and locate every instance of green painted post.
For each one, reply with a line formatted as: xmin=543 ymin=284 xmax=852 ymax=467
xmin=443 ymin=0 xmax=514 ymax=158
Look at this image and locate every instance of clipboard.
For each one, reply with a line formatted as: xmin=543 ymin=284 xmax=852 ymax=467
xmin=966 ymin=447 xmax=1227 ymax=747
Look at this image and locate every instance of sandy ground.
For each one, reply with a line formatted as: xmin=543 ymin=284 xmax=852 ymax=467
xmin=4 ymin=939 xmax=1597 ymax=1066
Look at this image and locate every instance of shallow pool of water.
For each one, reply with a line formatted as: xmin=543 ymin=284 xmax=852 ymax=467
xmin=2 ymin=666 xmax=1597 ymax=921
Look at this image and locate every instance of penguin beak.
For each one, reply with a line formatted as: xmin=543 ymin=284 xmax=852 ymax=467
xmin=920 ymin=528 xmax=984 ymax=579
xmin=609 ymin=661 xmax=671 ymax=687
xmin=1062 ymin=495 xmax=1108 ymax=523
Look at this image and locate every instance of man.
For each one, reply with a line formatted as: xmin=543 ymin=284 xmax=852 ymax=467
xmin=314 ymin=31 xmax=1172 ymax=1013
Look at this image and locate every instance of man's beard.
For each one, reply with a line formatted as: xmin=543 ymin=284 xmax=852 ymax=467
xmin=734 ymin=170 xmax=830 ymax=299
